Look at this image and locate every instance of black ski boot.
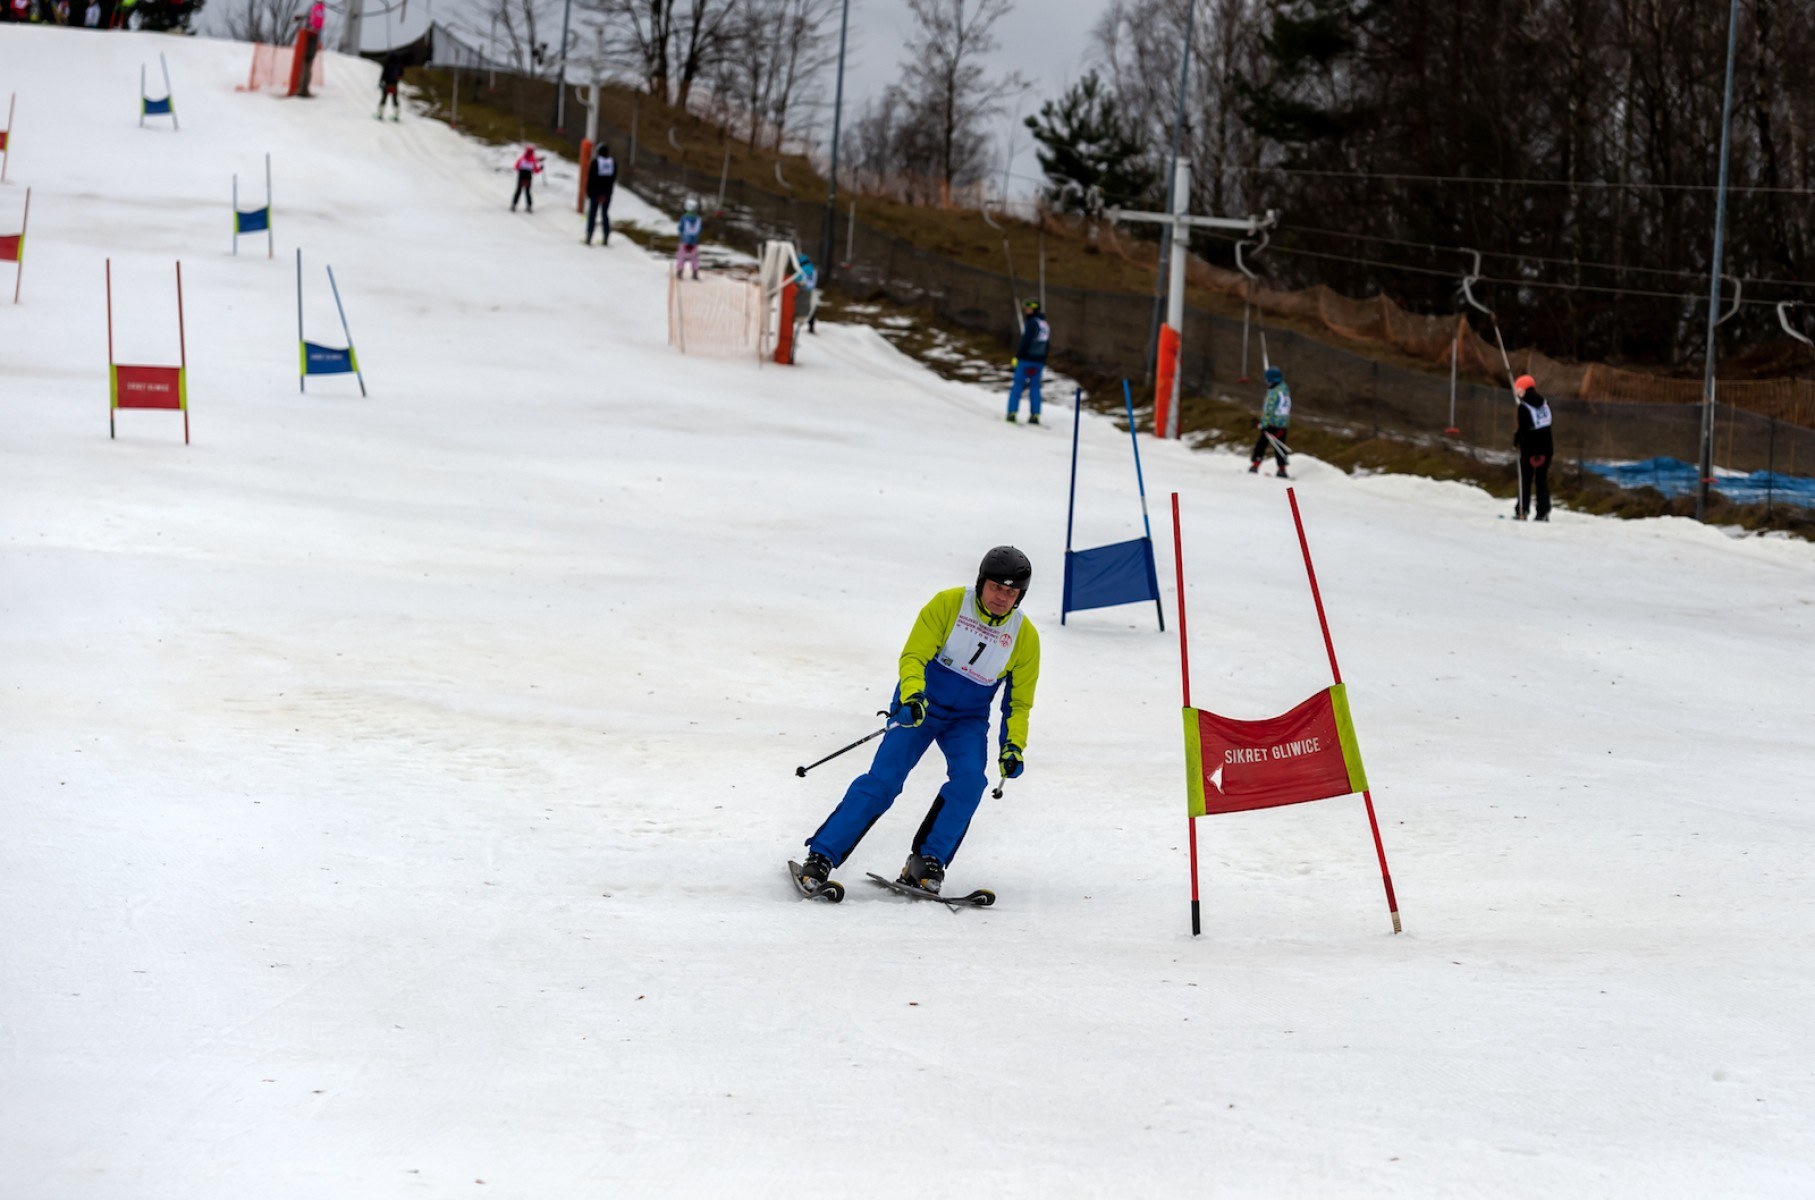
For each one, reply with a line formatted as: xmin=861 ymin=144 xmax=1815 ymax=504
xmin=800 ymin=852 xmax=833 ymax=886
xmin=899 ymin=852 xmax=944 ymax=896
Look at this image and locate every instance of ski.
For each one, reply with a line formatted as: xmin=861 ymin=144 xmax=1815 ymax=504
xmin=788 ymin=860 xmax=844 ymax=903
xmin=865 ymin=872 xmax=995 ymax=908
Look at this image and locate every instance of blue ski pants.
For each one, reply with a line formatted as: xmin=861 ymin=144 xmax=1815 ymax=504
xmin=807 ymin=710 xmax=990 ymax=868
xmin=1007 ymin=363 xmax=1044 ymax=419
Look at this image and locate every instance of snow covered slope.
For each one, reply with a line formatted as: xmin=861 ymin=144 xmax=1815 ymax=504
xmin=3 ymin=29 xmax=1813 ymax=1199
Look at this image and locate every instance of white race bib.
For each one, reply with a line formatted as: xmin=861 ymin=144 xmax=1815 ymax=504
xmin=935 ymin=591 xmax=1022 ymax=686
xmin=1522 ymin=400 xmax=1552 ymax=430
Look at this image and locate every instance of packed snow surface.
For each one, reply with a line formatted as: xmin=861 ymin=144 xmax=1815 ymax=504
xmin=3 ymin=29 xmax=1814 ymax=1199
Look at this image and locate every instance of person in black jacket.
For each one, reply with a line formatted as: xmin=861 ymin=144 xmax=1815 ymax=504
xmin=1513 ymin=374 xmax=1554 ymax=521
xmin=376 ymin=52 xmax=404 ymax=121
xmin=1005 ymin=299 xmax=1051 ymax=424
xmin=585 ymin=145 xmax=617 ymax=246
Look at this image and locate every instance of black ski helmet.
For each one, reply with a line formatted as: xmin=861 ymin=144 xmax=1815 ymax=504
xmin=976 ymin=545 xmax=1032 ymax=608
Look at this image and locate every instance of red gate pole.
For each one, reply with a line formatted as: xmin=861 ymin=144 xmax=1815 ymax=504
xmin=11 ymin=186 xmax=27 ymax=304
xmin=3 ymin=92 xmax=15 ymax=184
xmin=175 ymin=261 xmax=189 ymax=444
xmin=1286 ymin=487 xmax=1400 ymax=933
xmin=1171 ymin=492 xmax=1201 ymax=937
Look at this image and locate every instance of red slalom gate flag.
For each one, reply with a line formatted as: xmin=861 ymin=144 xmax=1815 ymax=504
xmin=1183 ymin=685 xmax=1368 ymax=817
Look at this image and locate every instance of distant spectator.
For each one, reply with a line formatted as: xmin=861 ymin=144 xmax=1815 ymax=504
xmin=796 ymin=253 xmax=819 ymax=333
xmin=83 ymin=0 xmax=97 ymax=24
xmin=296 ymin=0 xmax=325 ymax=98
xmin=8 ymin=0 xmax=32 ymax=22
xmin=675 ymin=200 xmax=702 ymax=279
xmin=1248 ymin=366 xmax=1291 ymax=478
xmin=511 ymin=145 xmax=543 ymax=212
xmin=376 ymin=51 xmax=404 ymax=121
xmin=1005 ymin=299 xmax=1050 ymax=424
xmin=584 ymin=144 xmax=616 ymax=245
xmin=1512 ymin=374 xmax=1553 ymax=521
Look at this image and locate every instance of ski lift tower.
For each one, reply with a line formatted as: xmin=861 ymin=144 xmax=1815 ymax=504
xmin=1107 ymin=160 xmax=1275 ymax=439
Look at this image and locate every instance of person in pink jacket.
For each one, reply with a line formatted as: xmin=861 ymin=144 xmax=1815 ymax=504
xmin=511 ymin=145 xmax=544 ymax=212
xmin=296 ymin=0 xmax=326 ymax=97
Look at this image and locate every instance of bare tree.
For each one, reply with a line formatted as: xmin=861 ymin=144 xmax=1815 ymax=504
xmin=585 ymin=0 xmax=739 ymax=104
xmin=487 ymin=0 xmax=562 ymax=76
xmin=673 ymin=0 xmax=741 ymax=109
xmin=897 ymin=0 xmax=1026 ymax=204
xmin=584 ymin=0 xmax=676 ymax=96
xmin=715 ymin=0 xmax=840 ymax=149
xmin=221 ymin=0 xmax=304 ymax=43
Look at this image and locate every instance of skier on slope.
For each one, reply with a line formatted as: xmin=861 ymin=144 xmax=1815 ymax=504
xmin=1006 ymin=299 xmax=1051 ymax=424
xmin=796 ymin=253 xmax=819 ymax=333
xmin=510 ymin=145 xmax=544 ymax=212
xmin=376 ymin=52 xmax=404 ymax=121
xmin=1512 ymin=374 xmax=1553 ymax=521
xmin=799 ymin=547 xmax=1042 ymax=896
xmin=1248 ymin=366 xmax=1291 ymax=478
xmin=584 ymin=144 xmax=617 ymax=246
xmin=675 ymin=201 xmax=702 ymax=279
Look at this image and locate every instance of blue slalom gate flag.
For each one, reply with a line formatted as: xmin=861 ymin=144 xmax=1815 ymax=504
xmin=302 ymin=340 xmax=356 ymax=375
xmin=296 ymin=249 xmax=367 ymax=396
xmin=1060 ymin=381 xmax=1165 ymax=629
xmin=140 ymin=56 xmax=178 ymax=129
xmin=235 ymin=207 xmax=270 ymax=234
xmin=1065 ymin=537 xmax=1163 ymax=614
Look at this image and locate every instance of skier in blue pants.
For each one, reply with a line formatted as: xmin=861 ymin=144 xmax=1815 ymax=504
xmin=800 ymin=546 xmax=1042 ymax=895
xmin=1006 ymin=299 xmax=1051 ymax=424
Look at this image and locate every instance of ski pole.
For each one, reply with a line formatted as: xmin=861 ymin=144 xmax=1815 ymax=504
xmin=796 ymin=714 xmax=895 ymax=777
xmin=1263 ymin=430 xmax=1292 ymax=459
xmin=991 ymin=775 xmax=1009 ymax=800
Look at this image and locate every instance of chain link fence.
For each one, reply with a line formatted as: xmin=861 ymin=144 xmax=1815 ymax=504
xmin=423 ymin=67 xmax=1815 ymax=507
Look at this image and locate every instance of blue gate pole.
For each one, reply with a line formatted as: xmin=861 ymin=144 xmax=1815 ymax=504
xmin=1063 ymin=386 xmax=1083 ymax=625
xmin=327 ymin=264 xmax=367 ymax=397
xmin=296 ymin=248 xmax=306 ymax=393
xmin=1125 ymin=379 xmax=1165 ymax=631
xmin=1124 ymin=379 xmax=1155 ymax=541
xmin=161 ymin=54 xmax=178 ymax=131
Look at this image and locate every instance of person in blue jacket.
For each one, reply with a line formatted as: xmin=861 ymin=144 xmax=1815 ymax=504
xmin=1006 ymin=299 xmax=1051 ymax=424
xmin=675 ymin=201 xmax=702 ymax=279
xmin=799 ymin=546 xmax=1042 ymax=896
xmin=796 ymin=253 xmax=819 ymax=333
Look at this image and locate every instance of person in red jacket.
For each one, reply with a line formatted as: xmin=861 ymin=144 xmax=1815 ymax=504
xmin=296 ymin=0 xmax=325 ymax=97
xmin=511 ymin=145 xmax=544 ymax=212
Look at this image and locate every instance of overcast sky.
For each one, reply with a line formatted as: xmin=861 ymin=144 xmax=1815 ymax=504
xmin=830 ymin=0 xmax=1110 ymax=191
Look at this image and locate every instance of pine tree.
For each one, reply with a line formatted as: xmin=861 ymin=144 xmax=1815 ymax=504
xmin=1024 ymin=70 xmax=1158 ymax=216
xmin=1234 ymin=0 xmax=1366 ymax=144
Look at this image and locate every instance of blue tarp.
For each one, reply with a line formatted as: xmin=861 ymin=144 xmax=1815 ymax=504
xmin=1584 ymin=457 xmax=1815 ymax=509
xmin=1063 ymin=538 xmax=1161 ymax=616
